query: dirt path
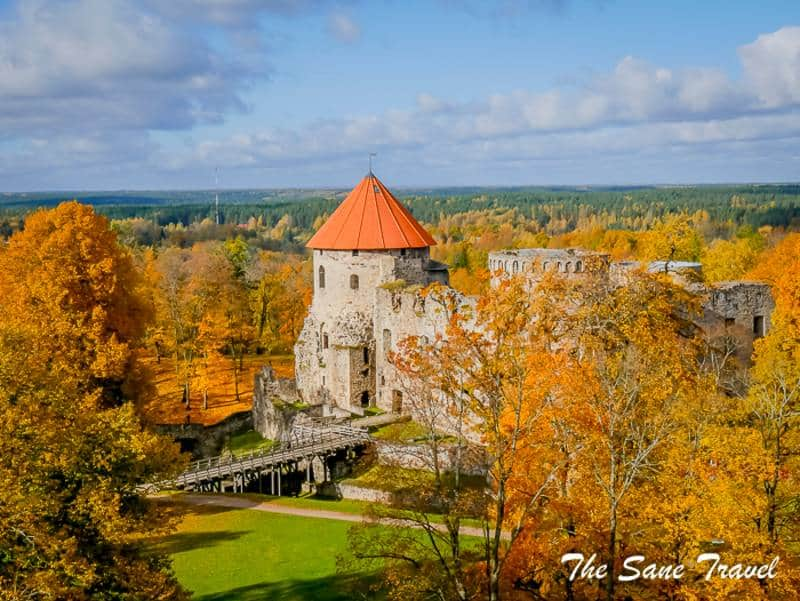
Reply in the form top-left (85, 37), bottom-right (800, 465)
top-left (171, 493), bottom-right (489, 538)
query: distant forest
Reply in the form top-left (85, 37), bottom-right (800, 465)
top-left (3, 184), bottom-right (800, 234)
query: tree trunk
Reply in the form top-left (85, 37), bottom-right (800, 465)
top-left (488, 479), bottom-right (506, 601)
top-left (564, 516), bottom-right (576, 601)
top-left (606, 509), bottom-right (617, 601)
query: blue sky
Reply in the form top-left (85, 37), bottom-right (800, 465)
top-left (1, 0), bottom-right (799, 190)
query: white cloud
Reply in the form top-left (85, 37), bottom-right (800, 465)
top-left (327, 12), bottom-right (361, 43)
top-left (739, 26), bottom-right (800, 107)
top-left (0, 0), bottom-right (251, 138)
top-left (172, 27), bottom-right (800, 181)
top-left (2, 7), bottom-right (800, 189)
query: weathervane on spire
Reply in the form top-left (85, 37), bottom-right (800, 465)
top-left (369, 152), bottom-right (377, 175)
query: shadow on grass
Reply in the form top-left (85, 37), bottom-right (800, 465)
top-left (152, 496), bottom-right (261, 516)
top-left (194, 572), bottom-right (377, 601)
top-left (158, 529), bottom-right (252, 555)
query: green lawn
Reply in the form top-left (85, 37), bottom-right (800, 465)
top-left (369, 420), bottom-right (428, 442)
top-left (223, 431), bottom-right (274, 457)
top-left (156, 502), bottom-right (369, 600)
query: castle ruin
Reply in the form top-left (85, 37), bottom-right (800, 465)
top-left (293, 174), bottom-right (774, 417)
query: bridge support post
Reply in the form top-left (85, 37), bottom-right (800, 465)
top-left (277, 464), bottom-right (281, 497)
top-left (258, 469), bottom-right (262, 494)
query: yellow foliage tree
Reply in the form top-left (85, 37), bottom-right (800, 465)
top-left (637, 215), bottom-right (704, 263)
top-left (0, 202), bottom-right (186, 599)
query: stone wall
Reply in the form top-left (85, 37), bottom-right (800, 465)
top-left (373, 285), bottom-right (472, 414)
top-left (311, 249), bottom-right (387, 315)
top-left (316, 480), bottom-right (394, 503)
top-left (488, 248), bottom-right (606, 286)
top-left (295, 242), bottom-right (776, 421)
top-left (375, 440), bottom-right (488, 476)
top-left (699, 280), bottom-right (774, 364)
top-left (154, 410), bottom-right (253, 459)
top-left (295, 246), bottom-right (452, 414)
top-left (252, 366), bottom-right (304, 442)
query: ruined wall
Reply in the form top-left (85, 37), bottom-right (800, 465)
top-left (488, 248), bottom-right (607, 287)
top-left (296, 242), bottom-right (775, 421)
top-left (373, 286), bottom-right (473, 414)
top-left (382, 247), bottom-right (450, 286)
top-left (252, 366), bottom-right (303, 441)
top-left (699, 281), bottom-right (774, 364)
top-left (155, 411), bottom-right (253, 459)
top-left (375, 441), bottom-right (488, 476)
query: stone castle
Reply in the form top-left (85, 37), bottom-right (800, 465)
top-left (294, 174), bottom-right (774, 417)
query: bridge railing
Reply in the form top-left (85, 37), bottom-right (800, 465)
top-left (179, 423), bottom-right (370, 479)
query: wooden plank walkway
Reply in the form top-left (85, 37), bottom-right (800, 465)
top-left (164, 423), bottom-right (370, 491)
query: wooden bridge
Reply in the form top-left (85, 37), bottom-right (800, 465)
top-left (154, 423), bottom-right (371, 495)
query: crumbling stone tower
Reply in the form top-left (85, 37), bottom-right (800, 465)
top-left (295, 172), bottom-right (448, 415)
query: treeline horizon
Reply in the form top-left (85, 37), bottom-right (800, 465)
top-left (2, 183), bottom-right (800, 232)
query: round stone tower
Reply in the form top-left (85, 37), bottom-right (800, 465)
top-left (294, 171), bottom-right (445, 414)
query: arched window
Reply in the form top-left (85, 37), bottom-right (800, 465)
top-left (575, 260), bottom-right (582, 273)
top-left (363, 347), bottom-right (369, 364)
top-left (350, 274), bottom-right (359, 290)
top-left (323, 333), bottom-right (329, 349)
top-left (557, 262), bottom-right (562, 272)
top-left (318, 265), bottom-right (325, 289)
top-left (542, 261), bottom-right (549, 271)
top-left (512, 261), bottom-right (518, 273)
top-left (565, 262), bottom-right (572, 273)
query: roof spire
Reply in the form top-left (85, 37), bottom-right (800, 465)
top-left (368, 152), bottom-right (377, 176)
top-left (306, 172), bottom-right (436, 250)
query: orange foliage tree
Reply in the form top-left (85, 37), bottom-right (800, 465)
top-left (0, 201), bottom-right (151, 404)
top-left (0, 202), bottom-right (185, 599)
top-left (347, 257), bottom-right (800, 600)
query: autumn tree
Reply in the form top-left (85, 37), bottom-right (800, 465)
top-left (250, 251), bottom-right (312, 353)
top-left (701, 226), bottom-right (765, 283)
top-left (347, 275), bottom-right (580, 601)
top-left (0, 201), bottom-right (152, 403)
top-left (154, 246), bottom-right (202, 405)
top-left (217, 238), bottom-right (256, 400)
top-left (0, 202), bottom-right (186, 599)
top-left (559, 267), bottom-right (706, 601)
top-left (637, 215), bottom-right (704, 264)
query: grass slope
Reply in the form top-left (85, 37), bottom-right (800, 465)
top-left (224, 431), bottom-right (274, 457)
top-left (157, 502), bottom-right (367, 601)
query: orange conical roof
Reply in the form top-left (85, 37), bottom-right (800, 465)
top-left (306, 173), bottom-right (436, 250)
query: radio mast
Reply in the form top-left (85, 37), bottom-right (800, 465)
top-left (214, 167), bottom-right (220, 225)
